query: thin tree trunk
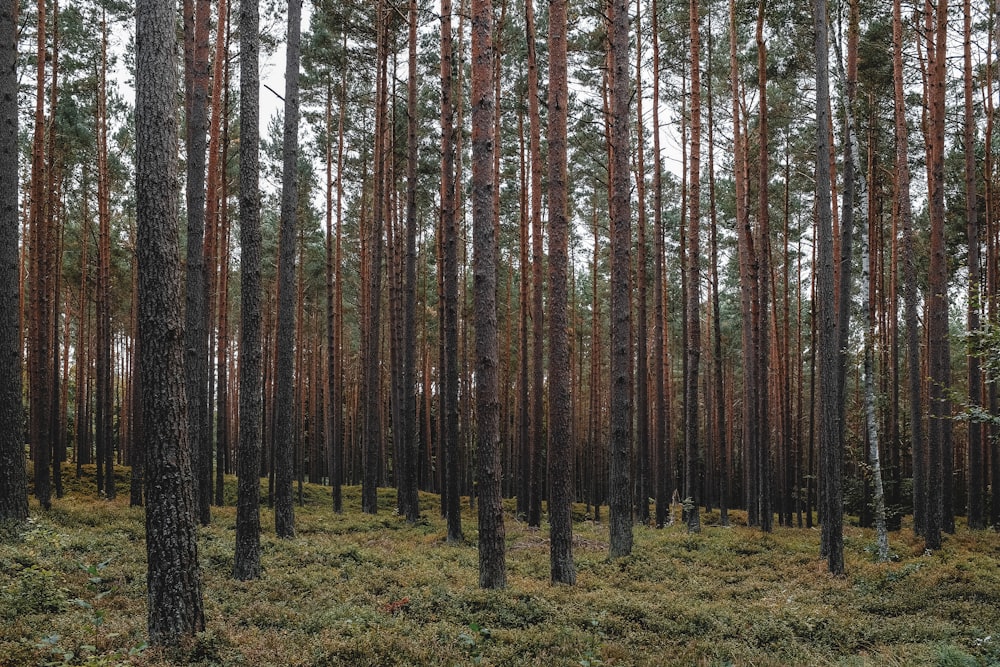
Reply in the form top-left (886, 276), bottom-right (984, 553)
top-left (814, 0), bottom-right (844, 575)
top-left (273, 0), bottom-right (301, 538)
top-left (652, 0), bottom-right (670, 529)
top-left (547, 0), bottom-right (576, 584)
top-left (400, 0), bottom-right (420, 523)
top-left (440, 0), bottom-right (462, 540)
top-left (608, 0), bottom-right (633, 559)
top-left (963, 0), bottom-right (984, 531)
top-left (634, 0), bottom-right (650, 527)
top-left (184, 0), bottom-right (211, 524)
top-left (685, 0), bottom-right (702, 534)
top-left (525, 0), bottom-right (544, 529)
top-left (892, 0), bottom-right (923, 539)
top-left (925, 0), bottom-right (950, 550)
top-left (706, 7), bottom-right (727, 527)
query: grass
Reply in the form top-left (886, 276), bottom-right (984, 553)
top-left (2, 466), bottom-right (999, 666)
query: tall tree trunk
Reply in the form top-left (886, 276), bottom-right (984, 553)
top-left (925, 0), bottom-right (950, 550)
top-left (184, 0), bottom-right (211, 525)
top-left (525, 0), bottom-right (544, 529)
top-left (755, 0), bottom-right (772, 532)
top-left (633, 0), bottom-right (650, 527)
top-left (963, 0), bottom-right (984, 531)
top-left (814, 0), bottom-right (844, 575)
top-left (28, 0), bottom-right (51, 510)
top-left (136, 0), bottom-right (205, 640)
top-left (205, 0), bottom-right (230, 506)
top-left (547, 0), bottom-right (576, 584)
top-left (400, 0), bottom-right (420, 524)
top-left (233, 0), bottom-right (263, 580)
top-left (472, 0), bottom-right (505, 588)
top-left (517, 108), bottom-right (530, 520)
top-left (685, 0), bottom-right (702, 534)
top-left (440, 0), bottom-right (462, 540)
top-left (273, 0), bottom-right (301, 538)
top-left (96, 6), bottom-right (114, 501)
top-left (651, 0), bottom-right (671, 529)
top-left (892, 0), bottom-right (923, 539)
top-left (0, 0), bottom-right (26, 523)
top-left (706, 7), bottom-right (727, 527)
top-left (608, 0), bottom-right (633, 559)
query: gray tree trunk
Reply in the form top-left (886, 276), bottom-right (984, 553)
top-left (136, 0), bottom-right (205, 640)
top-left (0, 0), bottom-right (26, 524)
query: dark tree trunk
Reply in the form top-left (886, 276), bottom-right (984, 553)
top-left (755, 0), bottom-right (772, 533)
top-left (28, 0), bottom-right (51, 511)
top-left (963, 0), bottom-right (984, 531)
top-left (892, 0), bottom-right (923, 539)
top-left (525, 0), bottom-right (544, 529)
top-left (136, 0), bottom-right (205, 640)
top-left (608, 0), bottom-right (633, 559)
top-left (184, 0), bottom-right (211, 525)
top-left (547, 0), bottom-right (576, 584)
top-left (633, 0), bottom-right (650, 527)
top-left (233, 0), bottom-right (263, 580)
top-left (705, 11), bottom-right (727, 527)
top-left (440, 0), bottom-right (462, 540)
top-left (685, 0), bottom-right (702, 534)
top-left (651, 0), bottom-right (670, 530)
top-left (471, 0), bottom-right (505, 589)
top-left (814, 0), bottom-right (844, 575)
top-left (925, 0), bottom-right (950, 549)
top-left (362, 2), bottom-right (387, 517)
top-left (0, 0), bottom-right (25, 523)
top-left (273, 0), bottom-right (302, 538)
top-left (399, 0), bottom-right (420, 524)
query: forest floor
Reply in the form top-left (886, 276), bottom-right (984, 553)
top-left (2, 467), bottom-right (999, 666)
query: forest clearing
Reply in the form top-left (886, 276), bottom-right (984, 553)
top-left (2, 468), bottom-right (999, 666)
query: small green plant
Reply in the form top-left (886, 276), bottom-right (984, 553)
top-left (457, 622), bottom-right (492, 664)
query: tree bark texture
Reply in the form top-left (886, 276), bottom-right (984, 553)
top-left (136, 0), bottom-right (205, 640)
top-left (547, 0), bottom-right (576, 584)
top-left (0, 0), bottom-right (25, 523)
top-left (234, 0), bottom-right (263, 580)
top-left (608, 0), bottom-right (633, 559)
top-left (273, 0), bottom-right (302, 539)
top-left (184, 0), bottom-right (211, 525)
top-left (471, 0), bottom-right (506, 589)
top-left (814, 0), bottom-right (844, 575)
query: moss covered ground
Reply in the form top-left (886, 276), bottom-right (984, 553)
top-left (2, 466), bottom-right (998, 666)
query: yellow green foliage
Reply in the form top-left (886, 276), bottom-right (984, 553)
top-left (1, 466), bottom-right (998, 666)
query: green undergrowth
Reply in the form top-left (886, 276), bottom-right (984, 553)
top-left (2, 466), bottom-right (999, 666)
